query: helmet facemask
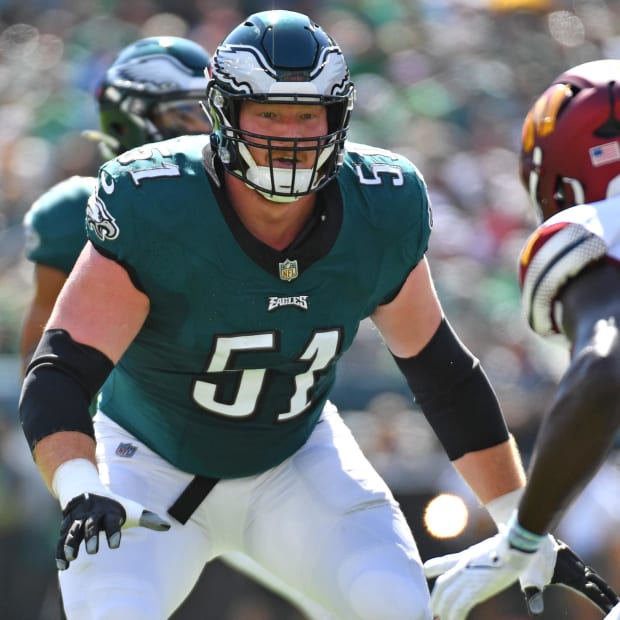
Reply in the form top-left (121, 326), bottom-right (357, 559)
top-left (208, 86), bottom-right (353, 202)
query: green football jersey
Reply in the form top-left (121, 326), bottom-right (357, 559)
top-left (86, 136), bottom-right (432, 478)
top-left (23, 175), bottom-right (96, 274)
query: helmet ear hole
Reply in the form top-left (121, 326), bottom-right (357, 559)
top-left (552, 177), bottom-right (567, 210)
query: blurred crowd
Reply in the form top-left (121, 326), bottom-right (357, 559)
top-left (1, 0), bottom-right (620, 618)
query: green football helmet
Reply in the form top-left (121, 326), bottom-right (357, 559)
top-left (94, 36), bottom-right (212, 157)
top-left (206, 10), bottom-right (355, 202)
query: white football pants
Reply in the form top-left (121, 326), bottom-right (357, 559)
top-left (59, 406), bottom-right (431, 620)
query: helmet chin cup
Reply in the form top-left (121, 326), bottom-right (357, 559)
top-left (237, 141), bottom-right (336, 202)
top-left (245, 166), bottom-right (313, 203)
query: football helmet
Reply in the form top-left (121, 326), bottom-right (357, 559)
top-left (95, 36), bottom-right (212, 157)
top-left (205, 10), bottom-right (355, 202)
top-left (520, 59), bottom-right (620, 221)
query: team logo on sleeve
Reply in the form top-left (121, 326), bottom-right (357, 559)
top-left (278, 258), bottom-right (299, 282)
top-left (86, 194), bottom-right (120, 241)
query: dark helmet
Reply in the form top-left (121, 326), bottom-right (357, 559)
top-left (520, 59), bottom-right (620, 220)
top-left (94, 36), bottom-right (212, 157)
top-left (205, 10), bottom-right (355, 202)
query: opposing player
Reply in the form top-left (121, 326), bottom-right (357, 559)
top-left (18, 11), bottom-right (599, 619)
top-left (424, 59), bottom-right (620, 620)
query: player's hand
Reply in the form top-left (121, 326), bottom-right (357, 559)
top-left (424, 528), bottom-right (534, 620)
top-left (522, 538), bottom-right (620, 615)
top-left (56, 492), bottom-right (170, 570)
top-left (424, 529), bottom-right (620, 620)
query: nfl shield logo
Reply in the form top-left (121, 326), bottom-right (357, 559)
top-left (279, 258), bottom-right (299, 282)
top-left (115, 442), bottom-right (137, 457)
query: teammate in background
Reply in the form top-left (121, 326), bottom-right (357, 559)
top-left (18, 11), bottom-right (602, 620)
top-left (20, 33), bottom-right (334, 620)
top-left (21, 35), bottom-right (213, 376)
top-left (423, 59), bottom-right (620, 620)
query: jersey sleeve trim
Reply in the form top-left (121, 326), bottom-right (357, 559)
top-left (91, 243), bottom-right (146, 294)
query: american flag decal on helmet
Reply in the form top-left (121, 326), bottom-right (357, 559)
top-left (589, 141), bottom-right (620, 167)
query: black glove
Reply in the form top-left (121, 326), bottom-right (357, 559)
top-left (522, 540), bottom-right (620, 616)
top-left (57, 493), bottom-right (125, 570)
top-left (56, 492), bottom-right (170, 570)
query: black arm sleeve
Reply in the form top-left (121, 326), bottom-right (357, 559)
top-left (392, 318), bottom-right (509, 460)
top-left (19, 329), bottom-right (114, 452)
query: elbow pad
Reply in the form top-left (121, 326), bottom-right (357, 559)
top-left (392, 318), bottom-right (508, 460)
top-left (19, 329), bottom-right (114, 452)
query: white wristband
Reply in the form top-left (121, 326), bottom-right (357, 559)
top-left (485, 487), bottom-right (524, 528)
top-left (51, 458), bottom-right (108, 510)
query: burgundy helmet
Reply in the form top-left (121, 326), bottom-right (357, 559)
top-left (519, 59), bottom-right (620, 220)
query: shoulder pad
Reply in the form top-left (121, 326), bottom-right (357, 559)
top-left (519, 221), bottom-right (607, 336)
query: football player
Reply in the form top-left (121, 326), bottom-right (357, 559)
top-left (21, 35), bottom-right (213, 375)
top-left (18, 11), bottom-right (599, 619)
top-left (423, 59), bottom-right (620, 620)
top-left (21, 33), bottom-right (338, 620)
